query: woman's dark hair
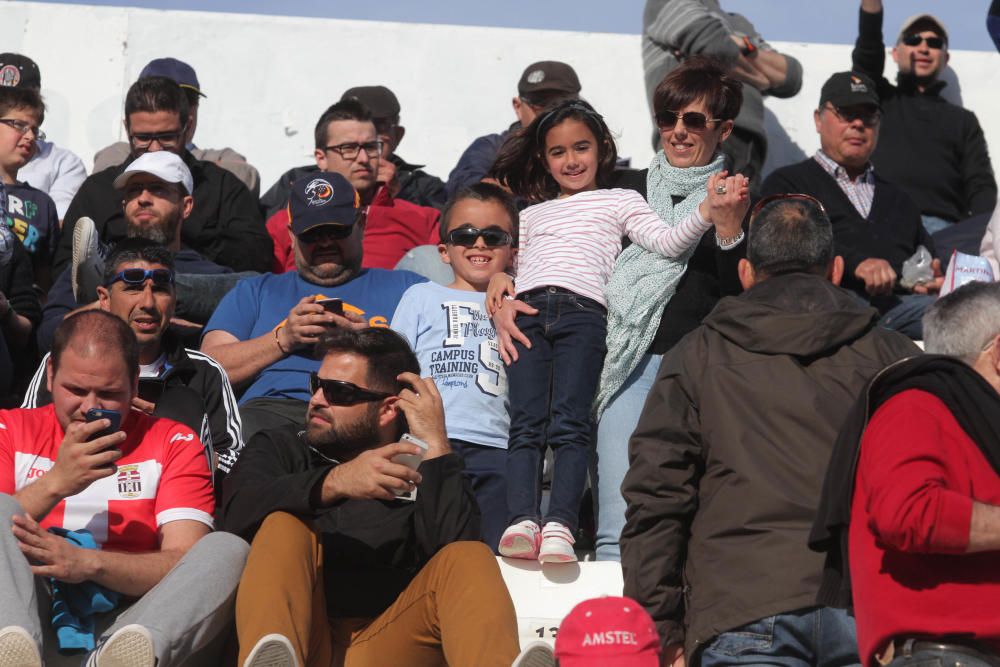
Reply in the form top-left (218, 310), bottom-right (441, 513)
top-left (124, 76), bottom-right (190, 129)
top-left (652, 56), bottom-right (743, 124)
top-left (438, 183), bottom-right (519, 245)
top-left (491, 99), bottom-right (618, 203)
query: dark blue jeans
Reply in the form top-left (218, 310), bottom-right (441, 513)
top-left (505, 287), bottom-right (607, 532)
top-left (450, 439), bottom-right (507, 553)
top-left (699, 607), bottom-right (860, 667)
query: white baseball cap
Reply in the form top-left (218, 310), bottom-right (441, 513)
top-left (113, 151), bottom-right (194, 195)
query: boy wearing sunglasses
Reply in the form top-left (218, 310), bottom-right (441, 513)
top-left (854, 0), bottom-right (995, 234)
top-left (390, 183), bottom-right (516, 551)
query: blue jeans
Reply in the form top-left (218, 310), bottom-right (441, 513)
top-left (880, 294), bottom-right (936, 340)
top-left (505, 287), bottom-right (607, 532)
top-left (699, 607), bottom-right (860, 667)
top-left (593, 353), bottom-right (663, 561)
top-left (450, 439), bottom-right (507, 553)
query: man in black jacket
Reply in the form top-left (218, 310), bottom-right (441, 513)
top-left (222, 327), bottom-right (520, 667)
top-left (54, 76), bottom-right (270, 274)
top-left (853, 0), bottom-right (996, 242)
top-left (762, 70), bottom-right (942, 340)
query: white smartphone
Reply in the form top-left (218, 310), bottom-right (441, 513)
top-left (392, 433), bottom-right (429, 501)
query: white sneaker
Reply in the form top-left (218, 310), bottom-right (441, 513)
top-left (0, 626), bottom-right (40, 667)
top-left (498, 519), bottom-right (541, 559)
top-left (92, 624), bottom-right (155, 667)
top-left (71, 216), bottom-right (107, 303)
top-left (511, 640), bottom-right (555, 667)
top-left (538, 521), bottom-right (577, 563)
top-left (244, 633), bottom-right (299, 667)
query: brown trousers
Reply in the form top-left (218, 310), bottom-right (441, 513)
top-left (235, 512), bottom-right (521, 667)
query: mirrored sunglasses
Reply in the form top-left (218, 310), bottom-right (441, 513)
top-left (106, 268), bottom-right (175, 287)
top-left (655, 110), bottom-right (722, 131)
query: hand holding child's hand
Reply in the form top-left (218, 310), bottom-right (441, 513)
top-left (701, 171), bottom-right (750, 238)
top-left (486, 274), bottom-right (516, 316)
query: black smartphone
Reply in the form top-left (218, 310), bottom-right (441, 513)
top-left (317, 298), bottom-right (344, 316)
top-left (137, 378), bottom-right (165, 404)
top-left (85, 408), bottom-right (121, 441)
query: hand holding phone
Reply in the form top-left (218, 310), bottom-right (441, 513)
top-left (391, 433), bottom-right (428, 500)
top-left (85, 408), bottom-right (121, 442)
top-left (316, 298), bottom-right (344, 317)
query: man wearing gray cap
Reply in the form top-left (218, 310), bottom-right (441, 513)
top-left (445, 60), bottom-right (581, 198)
top-left (854, 0), bottom-right (996, 244)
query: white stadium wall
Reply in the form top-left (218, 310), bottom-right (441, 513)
top-left (3, 1), bottom-right (1000, 190)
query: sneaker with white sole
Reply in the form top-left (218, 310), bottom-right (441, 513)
top-left (91, 624), bottom-right (155, 667)
top-left (498, 519), bottom-right (541, 559)
top-left (244, 633), bottom-right (299, 667)
top-left (0, 626), bottom-right (41, 667)
top-left (71, 216), bottom-right (108, 304)
top-left (538, 521), bottom-right (577, 563)
top-left (511, 640), bottom-right (555, 667)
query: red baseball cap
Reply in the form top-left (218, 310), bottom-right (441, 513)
top-left (555, 596), bottom-right (660, 667)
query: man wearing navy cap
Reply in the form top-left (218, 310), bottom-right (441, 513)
top-left (93, 57), bottom-right (260, 196)
top-left (202, 172), bottom-right (426, 440)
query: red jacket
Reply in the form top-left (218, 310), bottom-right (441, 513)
top-left (266, 187), bottom-right (439, 273)
top-left (850, 389), bottom-right (1000, 665)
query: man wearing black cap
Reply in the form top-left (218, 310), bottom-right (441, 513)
top-left (853, 1), bottom-right (995, 242)
top-left (92, 57), bottom-right (261, 197)
top-left (761, 71), bottom-right (941, 340)
top-left (445, 60), bottom-right (581, 198)
top-left (202, 172), bottom-right (426, 440)
top-left (0, 53), bottom-right (88, 224)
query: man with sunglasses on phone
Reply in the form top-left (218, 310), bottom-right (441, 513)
top-left (853, 0), bottom-right (996, 245)
top-left (53, 76), bottom-right (270, 275)
top-left (222, 326), bottom-right (521, 667)
top-left (621, 197), bottom-right (917, 667)
top-left (202, 172), bottom-right (425, 442)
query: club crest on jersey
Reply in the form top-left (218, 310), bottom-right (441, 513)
top-left (117, 464), bottom-right (142, 498)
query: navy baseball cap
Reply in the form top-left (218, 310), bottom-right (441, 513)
top-left (819, 71), bottom-right (880, 109)
top-left (139, 58), bottom-right (205, 97)
top-left (0, 53), bottom-right (41, 90)
top-left (288, 172), bottom-right (362, 237)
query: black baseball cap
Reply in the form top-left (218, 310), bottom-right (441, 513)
top-left (819, 71), bottom-right (880, 109)
top-left (288, 172), bottom-right (362, 237)
top-left (0, 53), bottom-right (41, 90)
top-left (341, 86), bottom-right (400, 119)
top-left (140, 58), bottom-right (206, 98)
top-left (517, 61), bottom-right (581, 101)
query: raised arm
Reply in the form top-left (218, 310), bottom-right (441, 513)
top-left (853, 0), bottom-right (887, 81)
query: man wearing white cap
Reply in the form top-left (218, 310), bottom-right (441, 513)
top-left (854, 0), bottom-right (996, 245)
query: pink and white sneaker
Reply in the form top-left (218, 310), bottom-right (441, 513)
top-left (538, 521), bottom-right (577, 563)
top-left (498, 519), bottom-right (541, 559)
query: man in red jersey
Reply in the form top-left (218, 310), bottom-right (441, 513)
top-left (0, 310), bottom-right (247, 667)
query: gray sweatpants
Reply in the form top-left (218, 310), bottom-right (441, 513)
top-left (0, 493), bottom-right (248, 666)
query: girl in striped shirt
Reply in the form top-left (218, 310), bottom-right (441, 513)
top-left (486, 99), bottom-right (748, 563)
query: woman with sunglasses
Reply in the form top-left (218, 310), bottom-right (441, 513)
top-left (591, 57), bottom-right (751, 562)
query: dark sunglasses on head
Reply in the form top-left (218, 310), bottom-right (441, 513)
top-left (106, 268), bottom-right (175, 288)
top-left (655, 110), bottom-right (722, 132)
top-left (901, 33), bottom-right (944, 49)
top-left (298, 224), bottom-right (354, 244)
top-left (749, 193), bottom-right (827, 225)
top-left (309, 372), bottom-right (393, 406)
top-left (445, 226), bottom-right (513, 248)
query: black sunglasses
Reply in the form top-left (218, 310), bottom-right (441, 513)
top-left (655, 110), bottom-right (722, 132)
top-left (826, 104), bottom-right (881, 127)
top-left (106, 268), bottom-right (175, 287)
top-left (309, 372), bottom-right (392, 406)
top-left (901, 34), bottom-right (945, 49)
top-left (298, 225), bottom-right (354, 244)
top-left (445, 226), bottom-right (513, 248)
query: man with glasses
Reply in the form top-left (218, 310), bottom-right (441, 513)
top-left (621, 196), bottom-right (917, 667)
top-left (262, 99), bottom-right (442, 277)
top-left (761, 71), bottom-right (940, 340)
top-left (202, 172), bottom-right (425, 441)
top-left (853, 0), bottom-right (995, 244)
top-left (24, 237), bottom-right (244, 487)
top-left (54, 76), bottom-right (270, 275)
top-left (222, 326), bottom-right (521, 667)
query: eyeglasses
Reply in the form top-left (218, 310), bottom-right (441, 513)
top-left (324, 141), bottom-right (384, 161)
top-left (901, 33), bottom-right (945, 49)
top-left (309, 372), bottom-right (392, 406)
top-left (129, 128), bottom-right (186, 150)
top-left (655, 111), bottom-right (722, 132)
top-left (0, 118), bottom-right (45, 141)
top-left (825, 104), bottom-right (881, 127)
top-left (749, 193), bottom-right (827, 225)
top-left (445, 226), bottom-right (513, 248)
top-left (106, 268), bottom-right (175, 288)
top-left (297, 224), bottom-right (354, 244)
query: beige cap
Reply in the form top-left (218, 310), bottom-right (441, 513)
top-left (897, 13), bottom-right (949, 45)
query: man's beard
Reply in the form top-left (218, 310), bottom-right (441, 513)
top-left (127, 215), bottom-right (180, 246)
top-left (303, 404), bottom-right (381, 460)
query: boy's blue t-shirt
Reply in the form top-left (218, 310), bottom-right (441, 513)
top-left (390, 282), bottom-right (509, 449)
top-left (205, 268), bottom-right (425, 404)
top-left (4, 181), bottom-right (59, 264)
